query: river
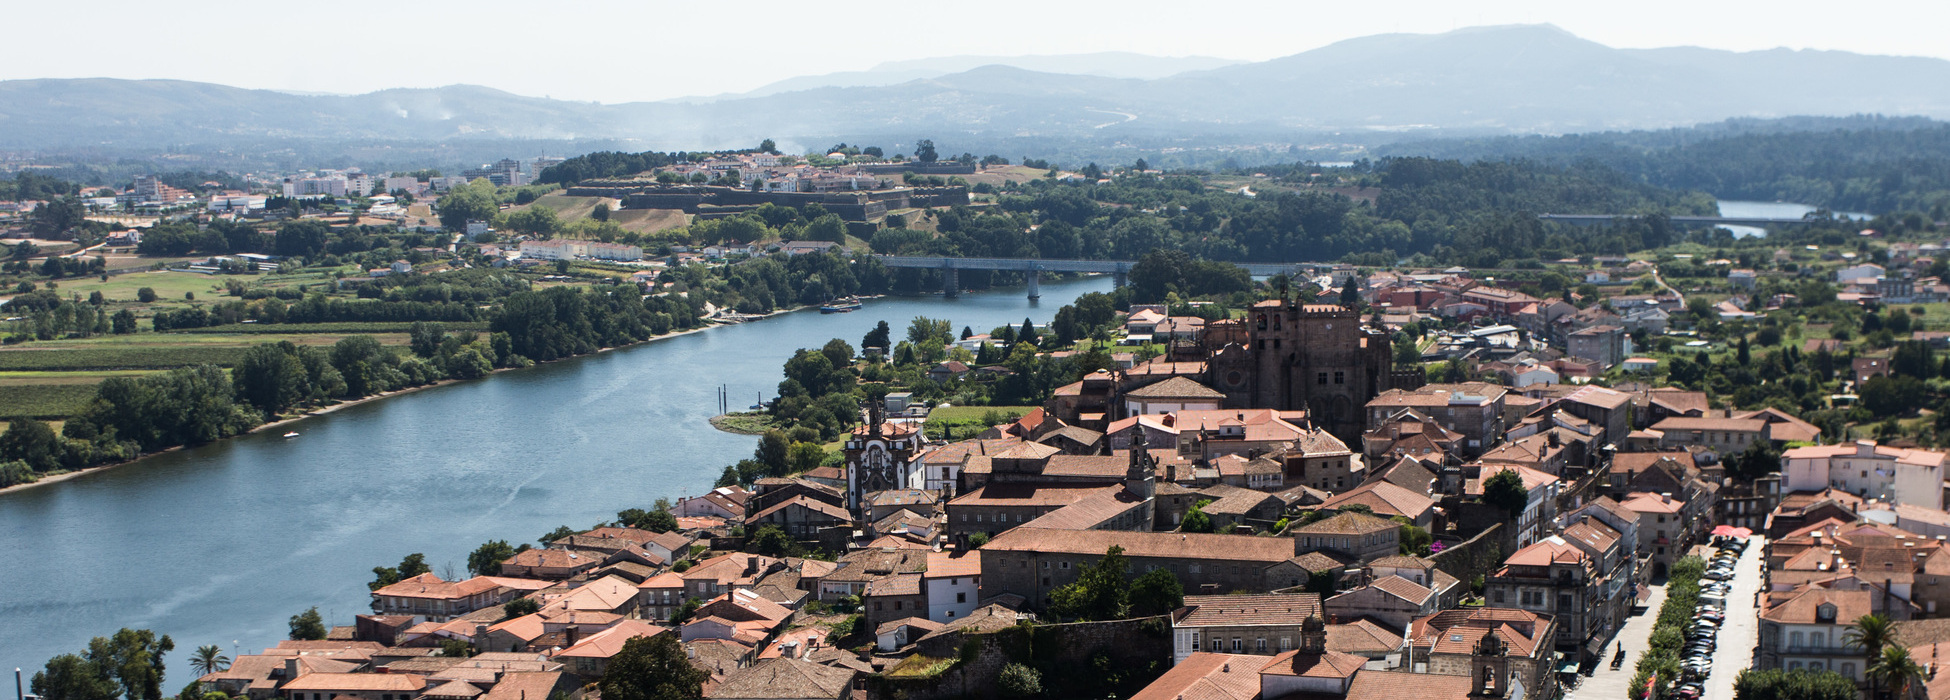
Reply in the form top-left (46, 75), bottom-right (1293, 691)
top-left (1715, 199), bottom-right (1872, 239)
top-left (0, 275), bottom-right (1113, 676)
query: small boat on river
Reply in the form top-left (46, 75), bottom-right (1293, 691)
top-left (819, 297), bottom-right (862, 313)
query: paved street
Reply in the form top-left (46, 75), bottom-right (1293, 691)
top-left (1705, 536), bottom-right (1766, 700)
top-left (1563, 536), bottom-right (1766, 700)
top-left (1569, 583), bottom-right (1667, 700)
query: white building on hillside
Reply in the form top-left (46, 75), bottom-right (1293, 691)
top-left (1782, 441), bottom-right (1948, 509)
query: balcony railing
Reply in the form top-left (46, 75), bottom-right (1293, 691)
top-left (1781, 645), bottom-right (1862, 656)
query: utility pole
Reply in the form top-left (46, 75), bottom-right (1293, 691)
top-left (17, 667), bottom-right (25, 700)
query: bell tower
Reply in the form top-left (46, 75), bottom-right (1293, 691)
top-left (1470, 630), bottom-right (1510, 698)
top-left (844, 400), bottom-right (918, 516)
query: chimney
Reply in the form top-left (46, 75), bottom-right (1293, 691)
top-left (284, 657), bottom-right (300, 680)
top-left (1662, 492), bottom-right (1673, 504)
top-left (781, 641), bottom-right (799, 659)
top-left (565, 625), bottom-right (580, 647)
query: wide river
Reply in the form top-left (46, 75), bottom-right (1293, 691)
top-left (0, 275), bottom-right (1113, 676)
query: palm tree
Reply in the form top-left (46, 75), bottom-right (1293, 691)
top-left (1848, 614), bottom-right (1896, 699)
top-left (1871, 645), bottom-right (1927, 700)
top-left (191, 644), bottom-right (230, 676)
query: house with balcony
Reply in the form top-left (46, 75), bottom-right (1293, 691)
top-left (1484, 536), bottom-right (1608, 662)
top-left (1758, 584), bottom-right (1917, 682)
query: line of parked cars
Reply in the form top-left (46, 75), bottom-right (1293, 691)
top-left (1672, 537), bottom-right (1747, 700)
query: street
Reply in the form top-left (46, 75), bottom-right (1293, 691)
top-left (1570, 583), bottom-right (1667, 700)
top-left (1704, 536), bottom-right (1766, 700)
top-left (1562, 535), bottom-right (1765, 700)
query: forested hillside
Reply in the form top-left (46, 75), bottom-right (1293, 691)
top-left (1382, 116), bottom-right (1950, 214)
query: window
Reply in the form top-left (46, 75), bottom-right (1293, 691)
top-left (1811, 632), bottom-right (1825, 647)
top-left (1256, 638), bottom-right (1267, 652)
top-left (1209, 640), bottom-right (1220, 652)
top-left (1790, 631), bottom-right (1804, 648)
top-left (1558, 593), bottom-right (1572, 609)
top-left (1192, 632), bottom-right (1200, 649)
top-left (1318, 373), bottom-right (1329, 385)
top-left (1842, 663), bottom-right (1856, 679)
top-left (1232, 638), bottom-right (1243, 652)
top-left (1494, 589), bottom-right (1505, 603)
top-left (1334, 371), bottom-right (1345, 385)
top-left (1790, 661), bottom-right (1803, 670)
top-left (1061, 561), bottom-right (1070, 570)
top-left (1280, 637), bottom-right (1292, 651)
top-left (1274, 339), bottom-right (1281, 349)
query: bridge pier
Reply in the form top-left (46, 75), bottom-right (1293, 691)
top-left (941, 264), bottom-right (959, 298)
top-left (1112, 264), bottom-right (1128, 290)
top-left (1026, 269), bottom-right (1040, 300)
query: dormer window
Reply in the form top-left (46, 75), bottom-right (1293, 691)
top-left (1816, 603), bottom-right (1838, 623)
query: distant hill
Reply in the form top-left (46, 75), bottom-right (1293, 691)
top-left (5, 25), bottom-right (1950, 150)
top-left (693, 51), bottom-right (1242, 101)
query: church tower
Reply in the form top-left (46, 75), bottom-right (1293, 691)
top-left (844, 401), bottom-right (918, 516)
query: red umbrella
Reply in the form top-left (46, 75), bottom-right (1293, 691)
top-left (1712, 525), bottom-right (1740, 537)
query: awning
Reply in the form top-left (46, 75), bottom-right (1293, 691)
top-left (1636, 584), bottom-right (1652, 602)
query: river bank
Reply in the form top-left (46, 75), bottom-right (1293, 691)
top-left (0, 274), bottom-right (1114, 676)
top-left (0, 311), bottom-right (777, 497)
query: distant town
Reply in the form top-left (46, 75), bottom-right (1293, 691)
top-left (6, 128), bottom-right (1950, 700)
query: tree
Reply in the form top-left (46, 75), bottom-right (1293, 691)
top-left (438, 639), bottom-right (473, 658)
top-left (863, 320), bottom-right (891, 350)
top-left (758, 138), bottom-right (778, 155)
top-left (112, 309), bottom-right (137, 334)
top-left (995, 663), bottom-right (1044, 697)
top-left (1180, 500), bottom-right (1215, 533)
top-left (190, 645), bottom-right (230, 676)
top-left (288, 607), bottom-right (327, 640)
top-left (1847, 613), bottom-right (1896, 699)
top-left (0, 416), bottom-right (62, 471)
top-left (539, 525), bottom-right (577, 546)
top-left (1732, 668), bottom-right (1856, 700)
top-left (598, 633), bottom-right (711, 700)
top-left (592, 202), bottom-right (611, 222)
top-left (1871, 645), bottom-right (1926, 700)
top-left (1048, 545), bottom-right (1130, 621)
top-left (467, 540), bottom-right (517, 577)
top-left (502, 597), bottom-right (540, 620)
top-left (619, 508), bottom-right (679, 533)
top-left (1128, 568), bottom-right (1184, 617)
top-left (1481, 469), bottom-right (1529, 518)
top-left (436, 180), bottom-right (499, 232)
top-left (137, 287), bottom-right (158, 303)
top-left (914, 139), bottom-right (938, 164)
top-left (1016, 317), bottom-right (1039, 347)
top-left (747, 524), bottom-right (796, 558)
top-left (273, 219), bottom-right (330, 258)
top-left (1340, 275), bottom-right (1360, 306)
top-left (31, 654), bottom-right (119, 700)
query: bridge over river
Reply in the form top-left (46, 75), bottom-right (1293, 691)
top-left (874, 255), bottom-right (1316, 298)
top-left (1538, 214), bottom-right (1820, 228)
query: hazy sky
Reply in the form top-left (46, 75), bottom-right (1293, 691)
top-left (5, 0), bottom-right (1944, 103)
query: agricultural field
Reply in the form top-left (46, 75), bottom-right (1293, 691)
top-left (0, 371), bottom-right (162, 419)
top-left (39, 270), bottom-right (232, 303)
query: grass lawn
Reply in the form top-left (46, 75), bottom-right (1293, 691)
top-left (44, 270), bottom-right (232, 303)
top-left (925, 405), bottom-right (1039, 423)
top-left (609, 208), bottom-right (688, 234)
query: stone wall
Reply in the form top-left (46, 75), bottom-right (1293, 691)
top-left (1430, 521), bottom-right (1506, 590)
top-left (875, 616), bottom-right (1171, 700)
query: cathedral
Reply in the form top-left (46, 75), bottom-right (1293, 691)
top-left (1204, 299), bottom-right (1404, 446)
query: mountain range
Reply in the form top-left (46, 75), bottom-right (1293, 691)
top-left (4, 24), bottom-right (1949, 155)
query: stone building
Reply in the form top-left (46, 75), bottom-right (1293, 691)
top-left (1169, 592), bottom-right (1323, 662)
top-left (978, 528), bottom-right (1299, 605)
top-left (1204, 301), bottom-right (1398, 446)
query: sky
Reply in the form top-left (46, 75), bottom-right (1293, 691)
top-left (4, 0), bottom-right (1945, 104)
